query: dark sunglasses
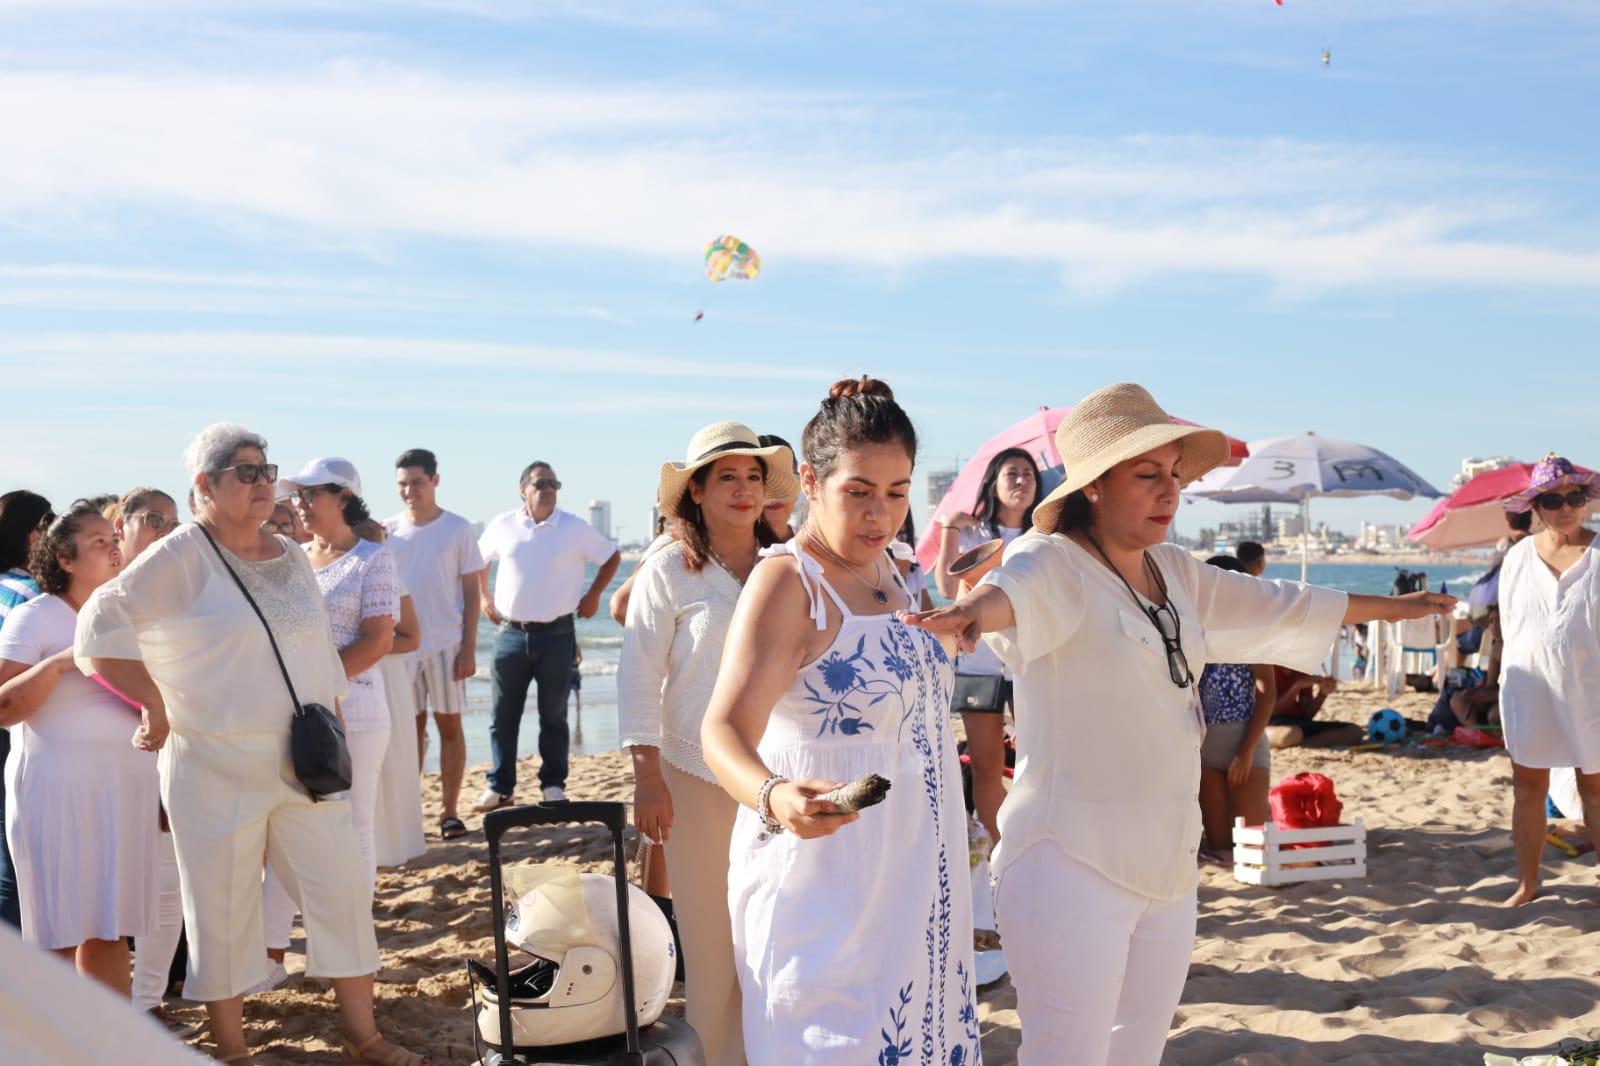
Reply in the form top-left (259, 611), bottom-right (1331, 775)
top-left (530, 478), bottom-right (562, 491)
top-left (1534, 489), bottom-right (1590, 512)
top-left (1145, 601), bottom-right (1195, 688)
top-left (127, 510), bottom-right (174, 533)
top-left (292, 484), bottom-right (341, 505)
top-left (216, 462), bottom-right (279, 485)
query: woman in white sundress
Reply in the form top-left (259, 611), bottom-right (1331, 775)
top-left (702, 376), bottom-right (979, 1066)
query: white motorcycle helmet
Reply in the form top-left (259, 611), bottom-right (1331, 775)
top-left (475, 869), bottom-right (675, 1048)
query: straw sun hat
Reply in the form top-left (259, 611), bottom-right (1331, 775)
top-left (1032, 383), bottom-right (1231, 532)
top-left (658, 421), bottom-right (800, 521)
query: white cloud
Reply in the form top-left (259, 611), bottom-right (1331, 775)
top-left (0, 64), bottom-right (1596, 298)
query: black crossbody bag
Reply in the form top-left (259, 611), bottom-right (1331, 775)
top-left (200, 526), bottom-right (352, 800)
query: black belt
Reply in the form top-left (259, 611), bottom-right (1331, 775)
top-left (505, 614), bottom-right (574, 633)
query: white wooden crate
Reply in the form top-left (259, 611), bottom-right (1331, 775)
top-left (1232, 816), bottom-right (1367, 887)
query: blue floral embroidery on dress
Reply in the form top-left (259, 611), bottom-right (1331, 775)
top-left (879, 982), bottom-right (915, 1066)
top-left (954, 962), bottom-right (980, 1066)
top-left (820, 636), bottom-right (869, 693)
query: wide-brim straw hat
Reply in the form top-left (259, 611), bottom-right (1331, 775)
top-left (658, 421), bottom-right (800, 521)
top-left (1503, 452), bottom-right (1600, 514)
top-left (1033, 382), bottom-right (1231, 532)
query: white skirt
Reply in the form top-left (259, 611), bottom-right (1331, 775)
top-left (5, 734), bottom-right (159, 948)
top-left (373, 656), bottom-right (427, 867)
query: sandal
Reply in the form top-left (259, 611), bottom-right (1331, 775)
top-left (342, 1032), bottom-right (431, 1066)
top-left (439, 816), bottom-right (467, 841)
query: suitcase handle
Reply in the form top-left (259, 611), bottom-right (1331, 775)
top-left (484, 800), bottom-right (644, 1065)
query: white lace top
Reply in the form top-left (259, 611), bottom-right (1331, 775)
top-left (309, 539), bottom-right (400, 733)
top-left (616, 540), bottom-right (741, 782)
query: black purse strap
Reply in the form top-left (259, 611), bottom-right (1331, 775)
top-left (198, 524), bottom-right (306, 718)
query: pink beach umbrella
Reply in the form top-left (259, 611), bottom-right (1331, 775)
top-left (914, 406), bottom-right (1248, 571)
top-left (1408, 461), bottom-right (1598, 550)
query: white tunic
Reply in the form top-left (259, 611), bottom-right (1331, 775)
top-left (727, 544), bottom-right (979, 1066)
top-left (310, 538), bottom-right (400, 734)
top-left (617, 540), bottom-right (741, 783)
top-left (981, 537), bottom-right (1347, 901)
top-left (0, 595), bottom-right (158, 948)
top-left (1498, 536), bottom-right (1600, 772)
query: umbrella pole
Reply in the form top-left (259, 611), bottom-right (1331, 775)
top-left (1300, 497), bottom-right (1310, 583)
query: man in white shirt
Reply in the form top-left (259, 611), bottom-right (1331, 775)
top-left (473, 461), bottom-right (619, 809)
top-left (383, 448), bottom-right (486, 840)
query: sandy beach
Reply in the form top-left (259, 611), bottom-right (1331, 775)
top-left (170, 685), bottom-right (1600, 1065)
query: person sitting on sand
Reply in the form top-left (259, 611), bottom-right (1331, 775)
top-left (1264, 667), bottom-right (1362, 748)
top-left (1236, 540), bottom-right (1266, 577)
top-left (1495, 454), bottom-right (1600, 907)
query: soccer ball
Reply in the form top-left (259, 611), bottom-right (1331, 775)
top-left (1368, 708), bottom-right (1406, 744)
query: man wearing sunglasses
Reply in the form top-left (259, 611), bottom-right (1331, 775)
top-left (473, 461), bottom-right (619, 811)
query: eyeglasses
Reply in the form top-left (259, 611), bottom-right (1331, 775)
top-left (1534, 489), bottom-right (1590, 512)
top-left (530, 479), bottom-right (561, 491)
top-left (128, 510), bottom-right (174, 533)
top-left (1144, 600), bottom-right (1195, 688)
top-left (292, 485), bottom-right (340, 505)
top-left (261, 520), bottom-right (293, 535)
top-left (215, 462), bottom-right (279, 485)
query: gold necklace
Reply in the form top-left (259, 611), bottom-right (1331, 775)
top-left (806, 530), bottom-right (890, 605)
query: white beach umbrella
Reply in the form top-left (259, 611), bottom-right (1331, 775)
top-left (1184, 432), bottom-right (1442, 581)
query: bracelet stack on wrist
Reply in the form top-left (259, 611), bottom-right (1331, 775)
top-left (755, 773), bottom-right (789, 841)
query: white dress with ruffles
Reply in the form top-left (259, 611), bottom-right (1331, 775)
top-left (727, 542), bottom-right (980, 1066)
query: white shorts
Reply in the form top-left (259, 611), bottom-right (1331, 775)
top-left (408, 645), bottom-right (467, 716)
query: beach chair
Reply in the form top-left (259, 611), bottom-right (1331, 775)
top-left (473, 801), bottom-right (705, 1066)
top-left (1385, 615), bottom-right (1448, 698)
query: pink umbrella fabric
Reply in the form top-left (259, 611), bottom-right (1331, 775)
top-left (1408, 461), bottom-right (1597, 550)
top-left (914, 406), bottom-right (1248, 571)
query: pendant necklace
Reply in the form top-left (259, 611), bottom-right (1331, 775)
top-left (706, 545), bottom-right (749, 587)
top-left (807, 530), bottom-right (890, 604)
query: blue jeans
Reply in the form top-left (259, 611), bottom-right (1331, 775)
top-left (488, 621), bottom-right (576, 797)
top-left (0, 729), bottom-right (19, 929)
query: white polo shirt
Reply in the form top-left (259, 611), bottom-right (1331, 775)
top-left (478, 508), bottom-right (616, 624)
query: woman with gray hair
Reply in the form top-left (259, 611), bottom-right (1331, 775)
top-left (74, 423), bottom-right (428, 1066)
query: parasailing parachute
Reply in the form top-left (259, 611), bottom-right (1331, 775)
top-left (703, 235), bottom-right (760, 283)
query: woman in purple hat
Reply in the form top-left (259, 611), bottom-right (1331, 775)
top-left (1498, 453), bottom-right (1600, 906)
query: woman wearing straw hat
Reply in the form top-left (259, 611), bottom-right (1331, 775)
top-left (617, 421), bottom-right (797, 1066)
top-left (1496, 453), bottom-right (1600, 907)
top-left (906, 383), bottom-right (1453, 1065)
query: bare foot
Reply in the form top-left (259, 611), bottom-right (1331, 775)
top-left (1501, 885), bottom-right (1541, 907)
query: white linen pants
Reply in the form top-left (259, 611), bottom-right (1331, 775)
top-left (996, 842), bottom-right (1197, 1066)
top-left (659, 762), bottom-right (743, 1066)
top-left (132, 829), bottom-right (185, 1011)
top-left (162, 731), bottom-right (378, 1001)
top-left (373, 655), bottom-right (426, 867)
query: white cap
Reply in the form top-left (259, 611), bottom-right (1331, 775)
top-left (277, 456), bottom-right (362, 498)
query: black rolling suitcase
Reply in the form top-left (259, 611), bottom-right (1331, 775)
top-left (474, 800), bottom-right (706, 1066)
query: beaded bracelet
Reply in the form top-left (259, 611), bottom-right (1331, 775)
top-left (755, 773), bottom-right (788, 840)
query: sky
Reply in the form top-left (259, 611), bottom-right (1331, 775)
top-left (3, 0), bottom-right (1597, 545)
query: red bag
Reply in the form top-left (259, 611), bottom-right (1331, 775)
top-left (1451, 726), bottom-right (1505, 749)
top-left (1269, 772), bottom-right (1343, 831)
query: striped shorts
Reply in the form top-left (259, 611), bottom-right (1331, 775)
top-left (408, 645), bottom-right (467, 717)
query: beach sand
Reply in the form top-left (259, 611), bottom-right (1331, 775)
top-left (168, 686), bottom-right (1600, 1065)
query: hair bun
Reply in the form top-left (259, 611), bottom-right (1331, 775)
top-left (828, 375), bottom-right (895, 402)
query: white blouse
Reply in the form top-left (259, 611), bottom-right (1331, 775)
top-left (616, 540), bottom-right (741, 783)
top-left (981, 536), bottom-right (1346, 900)
top-left (74, 525), bottom-right (348, 738)
top-left (311, 539), bottom-right (400, 733)
top-left (1497, 536), bottom-right (1600, 772)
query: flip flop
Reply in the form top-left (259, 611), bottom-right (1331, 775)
top-left (440, 816), bottom-right (468, 841)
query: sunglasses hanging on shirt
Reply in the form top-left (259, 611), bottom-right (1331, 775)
top-left (1083, 531), bottom-right (1194, 689)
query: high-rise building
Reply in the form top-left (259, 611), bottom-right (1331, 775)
top-left (1452, 455), bottom-right (1515, 489)
top-left (926, 468), bottom-right (958, 517)
top-left (588, 499), bottom-right (612, 540)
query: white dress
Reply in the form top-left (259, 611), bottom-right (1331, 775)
top-left (374, 569), bottom-right (426, 868)
top-left (727, 543), bottom-right (979, 1066)
top-left (0, 595), bottom-right (158, 948)
top-left (1498, 536), bottom-right (1600, 772)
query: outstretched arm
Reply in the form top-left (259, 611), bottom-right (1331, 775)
top-left (900, 582), bottom-right (1016, 654)
top-left (1342, 591), bottom-right (1456, 626)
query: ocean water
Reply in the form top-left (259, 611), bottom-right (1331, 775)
top-left (424, 558), bottom-right (1487, 774)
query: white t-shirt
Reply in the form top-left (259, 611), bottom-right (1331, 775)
top-left (383, 510), bottom-right (485, 658)
top-left (0, 595), bottom-right (138, 745)
top-left (310, 539), bottom-right (400, 733)
top-left (955, 523), bottom-right (1022, 677)
top-left (478, 508), bottom-right (616, 623)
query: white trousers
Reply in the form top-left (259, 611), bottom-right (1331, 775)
top-left (262, 727), bottom-right (389, 951)
top-left (995, 842), bottom-right (1197, 1066)
top-left (132, 829), bottom-right (185, 1011)
top-left (163, 731), bottom-right (378, 1001)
